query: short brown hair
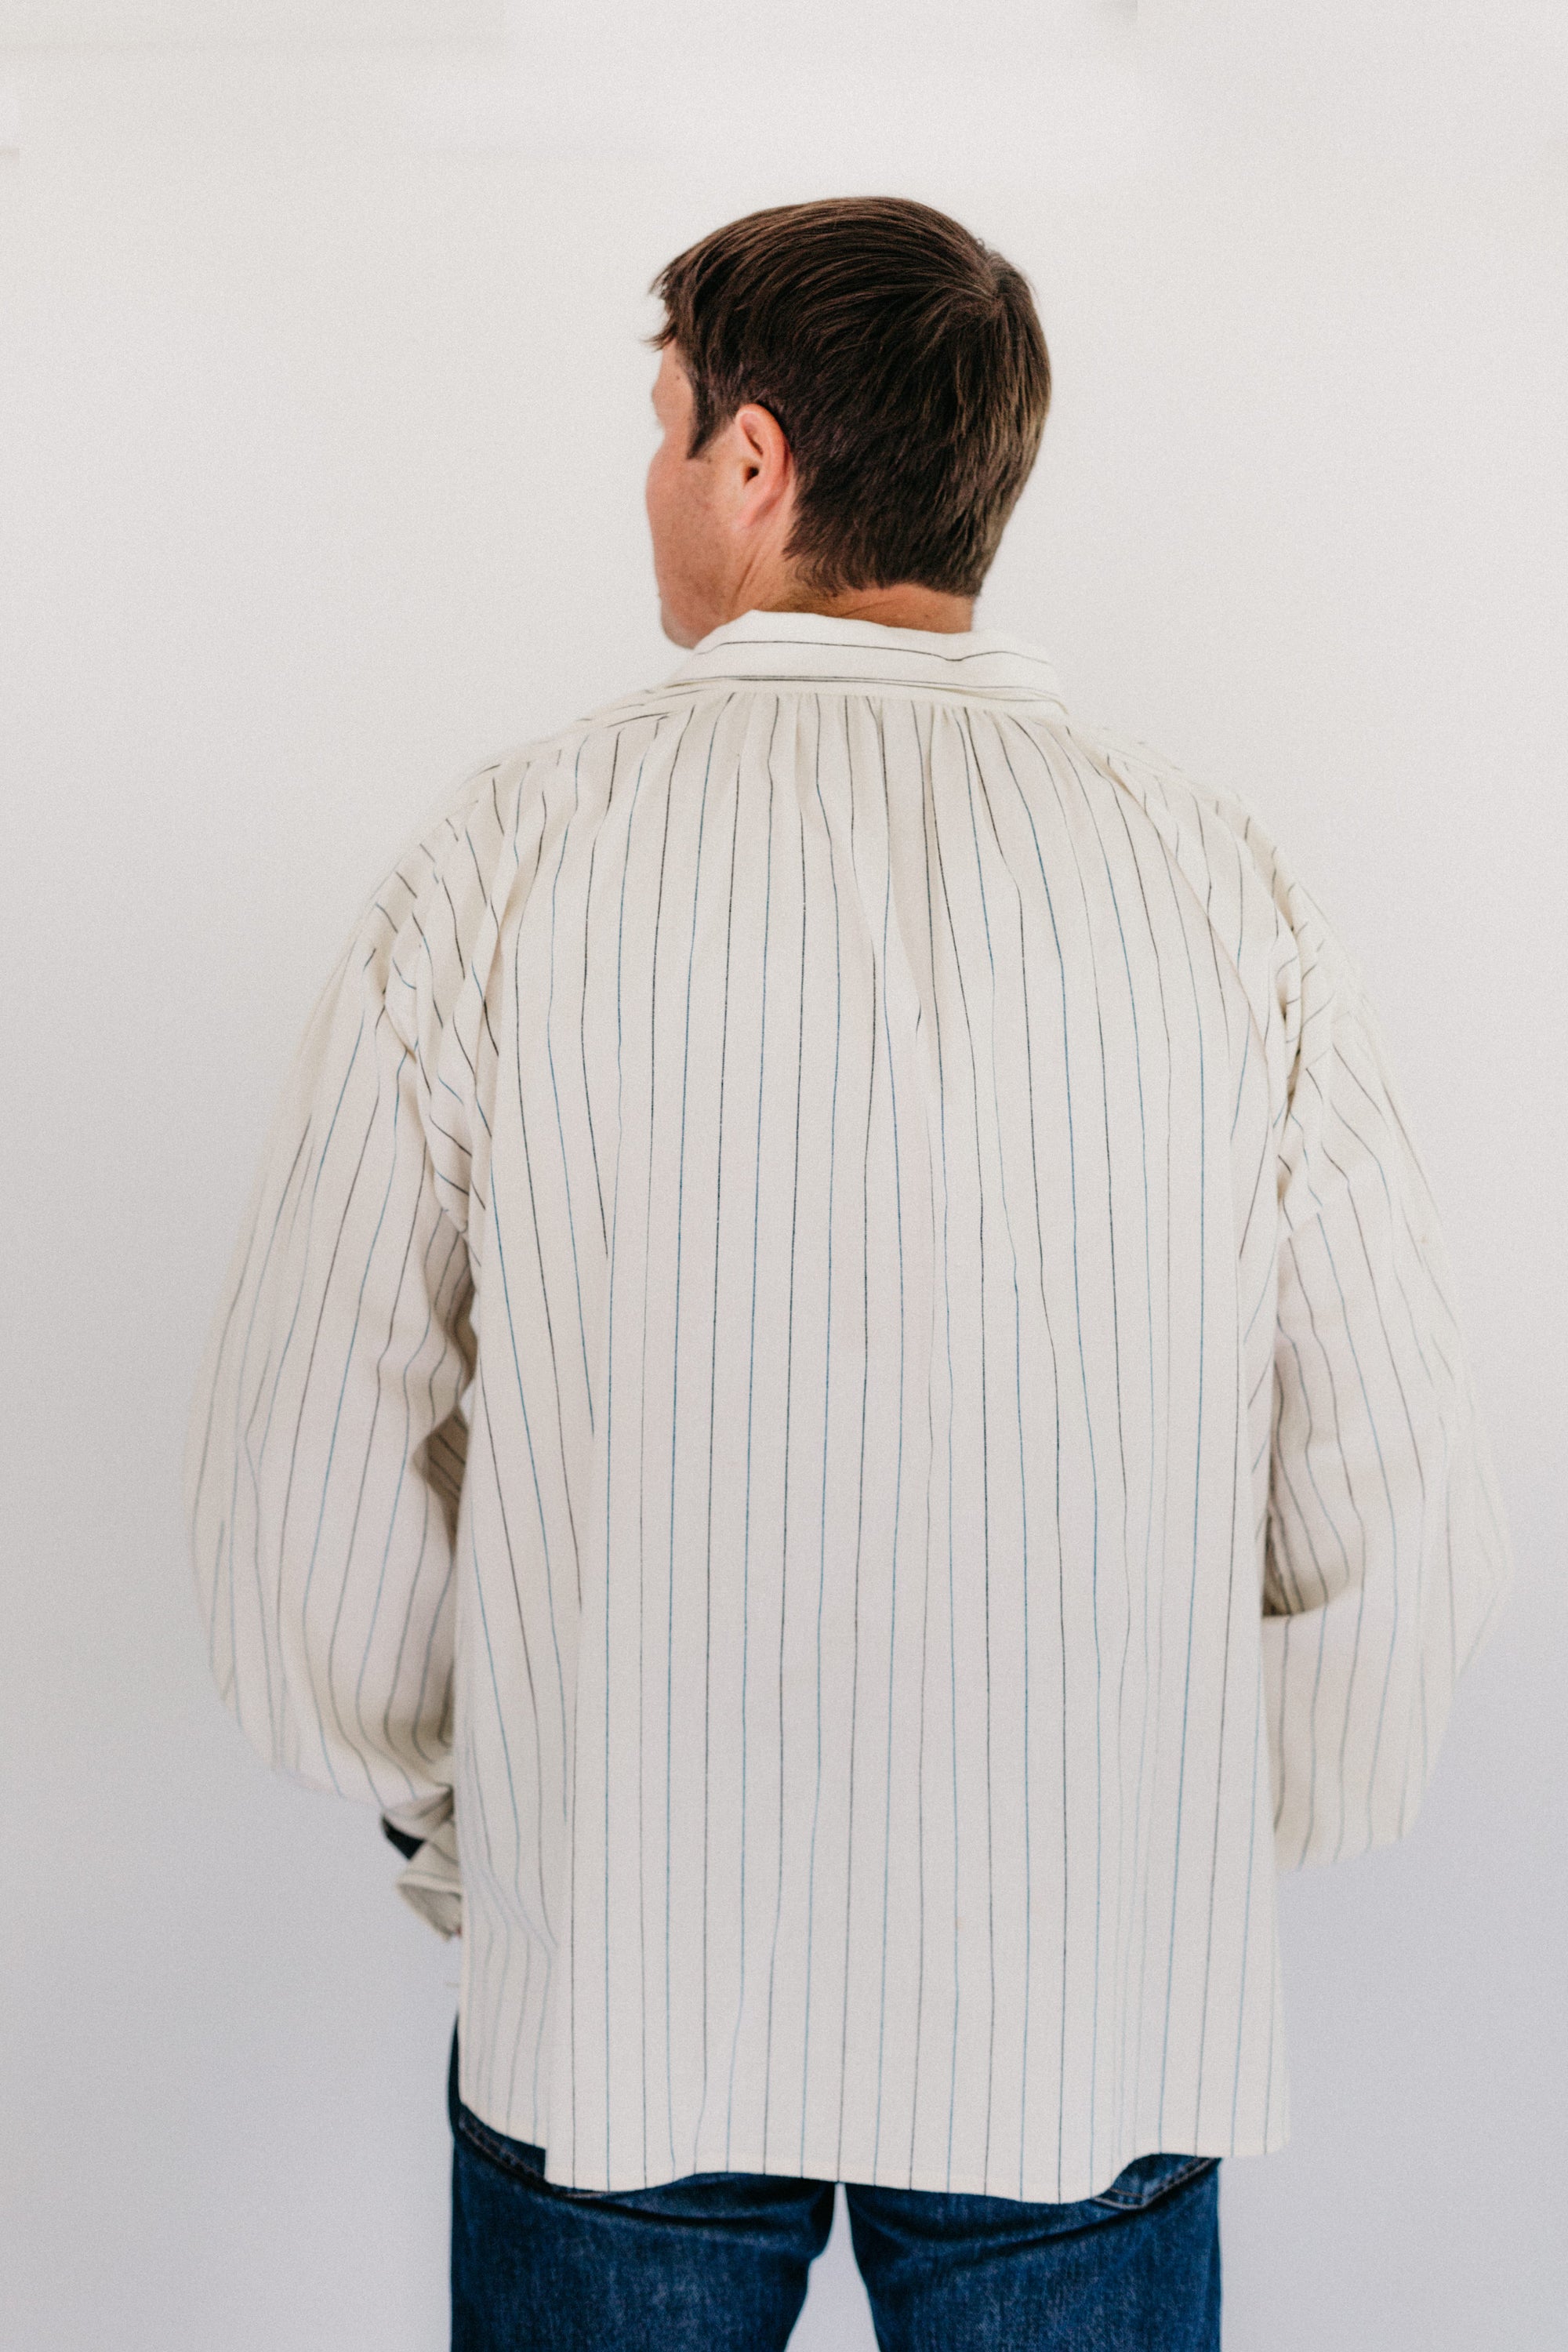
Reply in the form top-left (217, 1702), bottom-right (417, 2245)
top-left (646, 197), bottom-right (1051, 601)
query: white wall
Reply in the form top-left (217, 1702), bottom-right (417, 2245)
top-left (2, 5), bottom-right (1563, 2346)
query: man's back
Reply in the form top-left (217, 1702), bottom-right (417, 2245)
top-left (185, 608), bottom-right (1512, 2204)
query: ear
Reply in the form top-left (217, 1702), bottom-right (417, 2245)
top-left (731, 400), bottom-right (793, 510)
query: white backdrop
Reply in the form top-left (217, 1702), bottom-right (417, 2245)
top-left (2, 5), bottom-right (1563, 2347)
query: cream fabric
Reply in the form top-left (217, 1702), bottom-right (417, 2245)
top-left (186, 608), bottom-right (1513, 2198)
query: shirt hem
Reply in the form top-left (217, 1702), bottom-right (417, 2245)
top-left (514, 2126), bottom-right (1291, 2204)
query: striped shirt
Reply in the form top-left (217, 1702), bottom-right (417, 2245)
top-left (184, 607), bottom-right (1514, 2201)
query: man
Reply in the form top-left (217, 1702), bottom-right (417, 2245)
top-left (185, 197), bottom-right (1514, 2350)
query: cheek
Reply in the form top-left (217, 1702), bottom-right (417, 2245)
top-left (645, 448), bottom-right (677, 539)
top-left (648, 453), bottom-right (702, 564)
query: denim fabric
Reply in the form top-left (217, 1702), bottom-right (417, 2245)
top-left (448, 2027), bottom-right (1221, 2350)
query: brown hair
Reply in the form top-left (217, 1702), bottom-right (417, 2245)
top-left (646, 197), bottom-right (1051, 601)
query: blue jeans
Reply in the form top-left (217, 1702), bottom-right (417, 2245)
top-left (448, 2027), bottom-right (1221, 2350)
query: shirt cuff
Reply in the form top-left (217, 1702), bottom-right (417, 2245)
top-left (378, 1796), bottom-right (463, 1940)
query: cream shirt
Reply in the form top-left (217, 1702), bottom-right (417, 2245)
top-left (185, 608), bottom-right (1513, 2200)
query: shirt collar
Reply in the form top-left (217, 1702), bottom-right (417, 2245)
top-left (659, 607), bottom-right (1065, 705)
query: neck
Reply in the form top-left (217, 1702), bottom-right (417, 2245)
top-left (761, 579), bottom-right (975, 635)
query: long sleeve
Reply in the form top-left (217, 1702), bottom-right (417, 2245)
top-left (184, 848), bottom-right (480, 1929)
top-left (1262, 891), bottom-right (1515, 1871)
